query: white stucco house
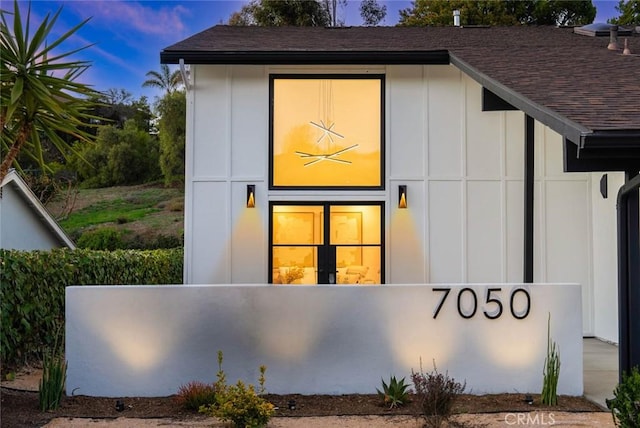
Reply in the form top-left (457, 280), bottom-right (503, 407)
top-left (0, 169), bottom-right (75, 250)
top-left (66, 24), bottom-right (639, 397)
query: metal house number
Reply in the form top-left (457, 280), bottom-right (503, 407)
top-left (432, 287), bottom-right (531, 320)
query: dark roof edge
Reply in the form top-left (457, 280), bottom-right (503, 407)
top-left (582, 130), bottom-right (640, 149)
top-left (449, 53), bottom-right (589, 143)
top-left (161, 50), bottom-right (450, 65)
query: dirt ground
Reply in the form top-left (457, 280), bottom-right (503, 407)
top-left (1, 368), bottom-right (615, 428)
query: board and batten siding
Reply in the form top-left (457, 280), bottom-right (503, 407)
top-left (185, 64), bottom-right (603, 337)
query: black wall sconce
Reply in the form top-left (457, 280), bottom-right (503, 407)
top-left (399, 185), bottom-right (407, 209)
top-left (247, 185), bottom-right (255, 208)
top-left (600, 174), bottom-right (608, 199)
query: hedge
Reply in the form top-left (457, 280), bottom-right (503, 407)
top-left (0, 248), bottom-right (183, 369)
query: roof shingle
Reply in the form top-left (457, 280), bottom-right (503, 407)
top-left (161, 25), bottom-right (640, 136)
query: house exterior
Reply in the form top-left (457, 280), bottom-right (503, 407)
top-left (160, 25), bottom-right (638, 342)
top-left (0, 169), bottom-right (75, 250)
top-left (65, 25), bottom-right (638, 397)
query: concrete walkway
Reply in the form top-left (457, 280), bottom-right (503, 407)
top-left (583, 337), bottom-right (618, 410)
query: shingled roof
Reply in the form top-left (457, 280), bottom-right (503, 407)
top-left (161, 25), bottom-right (640, 166)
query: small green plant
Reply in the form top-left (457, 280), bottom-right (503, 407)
top-left (199, 351), bottom-right (275, 428)
top-left (541, 313), bottom-right (560, 406)
top-left (377, 375), bottom-right (411, 408)
top-left (411, 359), bottom-right (466, 428)
top-left (175, 381), bottom-right (217, 411)
top-left (607, 366), bottom-right (640, 428)
top-left (38, 333), bottom-right (67, 411)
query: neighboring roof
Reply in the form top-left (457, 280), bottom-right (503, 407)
top-left (161, 25), bottom-right (640, 165)
top-left (0, 170), bottom-right (75, 249)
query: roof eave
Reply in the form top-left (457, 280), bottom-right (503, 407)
top-left (449, 53), bottom-right (589, 144)
top-left (581, 130), bottom-right (640, 149)
top-left (160, 50), bottom-right (450, 65)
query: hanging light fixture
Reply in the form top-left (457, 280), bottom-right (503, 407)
top-left (399, 185), bottom-right (407, 209)
top-left (247, 185), bottom-right (256, 208)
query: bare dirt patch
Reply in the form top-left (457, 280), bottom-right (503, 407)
top-left (1, 368), bottom-right (609, 428)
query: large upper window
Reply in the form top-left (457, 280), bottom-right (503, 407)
top-left (270, 75), bottom-right (384, 189)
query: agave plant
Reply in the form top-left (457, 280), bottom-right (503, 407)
top-left (0, 0), bottom-right (100, 182)
top-left (377, 375), bottom-right (411, 408)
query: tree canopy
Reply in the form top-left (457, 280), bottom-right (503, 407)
top-left (360, 0), bottom-right (387, 26)
top-left (228, 0), bottom-right (392, 27)
top-left (609, 0), bottom-right (640, 25)
top-left (228, 0), bottom-right (331, 26)
top-left (398, 0), bottom-right (596, 26)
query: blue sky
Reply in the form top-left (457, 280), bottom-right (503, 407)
top-left (13, 0), bottom-right (622, 105)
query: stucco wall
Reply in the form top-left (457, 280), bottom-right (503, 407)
top-left (66, 284), bottom-right (583, 397)
top-left (184, 64), bottom-right (609, 336)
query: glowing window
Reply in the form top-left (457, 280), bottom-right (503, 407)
top-left (270, 75), bottom-right (384, 189)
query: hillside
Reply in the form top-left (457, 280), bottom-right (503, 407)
top-left (46, 183), bottom-right (184, 249)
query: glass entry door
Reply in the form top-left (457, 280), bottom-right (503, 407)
top-left (270, 203), bottom-right (383, 284)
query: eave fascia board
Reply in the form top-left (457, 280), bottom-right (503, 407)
top-left (450, 53), bottom-right (588, 144)
top-left (161, 50), bottom-right (450, 65)
top-left (580, 130), bottom-right (640, 150)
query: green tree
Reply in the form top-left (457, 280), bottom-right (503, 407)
top-left (88, 90), bottom-right (153, 133)
top-left (0, 1), bottom-right (100, 182)
top-left (360, 0), bottom-right (387, 26)
top-left (142, 64), bottom-right (183, 95)
top-left (228, 0), bottom-right (331, 26)
top-left (532, 0), bottom-right (595, 26)
top-left (73, 120), bottom-right (159, 187)
top-left (609, 0), bottom-right (640, 25)
top-left (398, 0), bottom-right (595, 26)
top-left (156, 91), bottom-right (186, 187)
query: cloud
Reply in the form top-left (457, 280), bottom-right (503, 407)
top-left (70, 1), bottom-right (190, 38)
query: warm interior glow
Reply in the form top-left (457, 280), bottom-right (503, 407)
top-left (272, 78), bottom-right (382, 187)
top-left (272, 204), bottom-right (382, 284)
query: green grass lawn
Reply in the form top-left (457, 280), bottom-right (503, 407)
top-left (47, 184), bottom-right (184, 249)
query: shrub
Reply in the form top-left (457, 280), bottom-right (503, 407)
top-left (77, 228), bottom-right (125, 250)
top-left (0, 248), bottom-right (183, 368)
top-left (607, 366), bottom-right (640, 428)
top-left (377, 375), bottom-right (411, 408)
top-left (199, 351), bottom-right (275, 428)
top-left (541, 314), bottom-right (560, 406)
top-left (411, 359), bottom-right (466, 428)
top-left (175, 381), bottom-right (217, 411)
top-left (151, 234), bottom-right (183, 249)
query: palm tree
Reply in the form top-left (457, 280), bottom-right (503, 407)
top-left (0, 1), bottom-right (100, 182)
top-left (142, 64), bottom-right (183, 95)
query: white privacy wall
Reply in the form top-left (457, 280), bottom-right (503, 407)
top-left (185, 64), bottom-right (599, 335)
top-left (66, 284), bottom-right (583, 397)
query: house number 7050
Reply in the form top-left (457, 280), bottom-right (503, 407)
top-left (432, 287), bottom-right (531, 320)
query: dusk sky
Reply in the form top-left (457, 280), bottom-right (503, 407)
top-left (13, 0), bottom-right (622, 106)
